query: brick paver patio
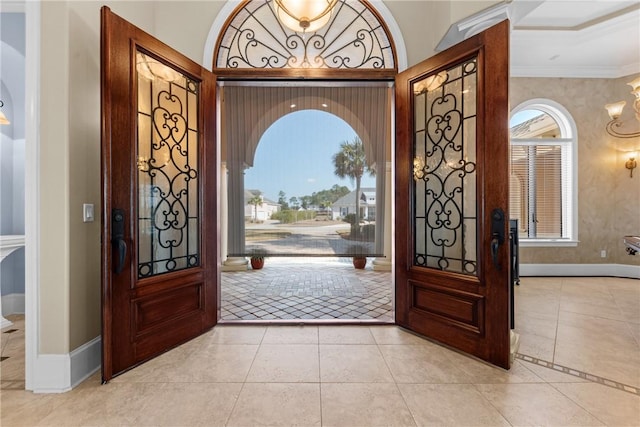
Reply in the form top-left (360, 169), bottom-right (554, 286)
top-left (221, 257), bottom-right (393, 321)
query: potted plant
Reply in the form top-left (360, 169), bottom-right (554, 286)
top-left (347, 244), bottom-right (367, 269)
top-left (249, 248), bottom-right (267, 270)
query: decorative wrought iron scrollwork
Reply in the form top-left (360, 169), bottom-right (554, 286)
top-left (137, 72), bottom-right (200, 278)
top-left (216, 0), bottom-right (395, 70)
top-left (414, 58), bottom-right (478, 275)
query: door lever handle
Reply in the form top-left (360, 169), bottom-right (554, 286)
top-left (490, 208), bottom-right (505, 270)
top-left (114, 238), bottom-right (127, 274)
top-left (112, 208), bottom-right (126, 274)
top-left (491, 234), bottom-right (501, 270)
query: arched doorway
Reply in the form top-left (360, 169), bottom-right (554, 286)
top-left (221, 108), bottom-right (392, 321)
top-left (212, 0), bottom-right (398, 321)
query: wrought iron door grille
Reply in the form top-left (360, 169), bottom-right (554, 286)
top-left (136, 54), bottom-right (201, 278)
top-left (215, 0), bottom-right (395, 70)
top-left (413, 58), bottom-right (478, 276)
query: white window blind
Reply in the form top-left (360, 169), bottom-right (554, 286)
top-left (509, 107), bottom-right (575, 242)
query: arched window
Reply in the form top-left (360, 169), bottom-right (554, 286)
top-left (214, 0), bottom-right (397, 71)
top-left (510, 99), bottom-right (578, 245)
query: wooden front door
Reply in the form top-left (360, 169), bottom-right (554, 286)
top-left (101, 7), bottom-right (218, 381)
top-left (395, 21), bottom-right (511, 368)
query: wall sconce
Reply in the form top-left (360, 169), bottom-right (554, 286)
top-left (625, 152), bottom-right (637, 178)
top-left (0, 100), bottom-right (10, 126)
top-left (413, 156), bottom-right (425, 180)
top-left (274, 0), bottom-right (338, 32)
top-left (604, 76), bottom-right (640, 139)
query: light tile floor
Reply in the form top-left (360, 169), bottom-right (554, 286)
top-left (1, 277), bottom-right (639, 426)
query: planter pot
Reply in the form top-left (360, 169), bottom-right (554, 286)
top-left (250, 258), bottom-right (264, 270)
top-left (352, 257), bottom-right (366, 269)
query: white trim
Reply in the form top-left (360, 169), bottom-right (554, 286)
top-left (521, 263), bottom-right (640, 279)
top-left (511, 64), bottom-right (635, 79)
top-left (369, 0), bottom-right (407, 72)
top-left (24, 0), bottom-right (41, 392)
top-left (70, 336), bottom-right (101, 388)
top-left (29, 336), bottom-right (101, 393)
top-left (2, 293), bottom-right (25, 315)
top-left (519, 240), bottom-right (579, 248)
top-left (202, 0), bottom-right (408, 72)
top-left (203, 0), bottom-right (241, 71)
top-left (436, 2), bottom-right (512, 52)
top-left (31, 354), bottom-right (71, 393)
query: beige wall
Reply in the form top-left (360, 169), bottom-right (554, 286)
top-left (39, 1), bottom-right (157, 353)
top-left (512, 75), bottom-right (640, 267)
top-left (40, 1), bottom-right (71, 354)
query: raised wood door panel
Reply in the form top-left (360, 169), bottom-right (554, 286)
top-left (101, 7), bottom-right (218, 381)
top-left (395, 20), bottom-right (511, 369)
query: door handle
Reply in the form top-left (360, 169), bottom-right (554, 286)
top-left (111, 208), bottom-right (127, 274)
top-left (490, 208), bottom-right (505, 270)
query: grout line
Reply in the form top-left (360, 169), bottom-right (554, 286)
top-left (551, 278), bottom-right (563, 363)
top-left (515, 353), bottom-right (640, 396)
top-left (222, 328), bottom-right (268, 427)
top-left (317, 340), bottom-right (323, 426)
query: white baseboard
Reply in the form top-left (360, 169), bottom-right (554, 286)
top-left (30, 336), bottom-right (101, 393)
top-left (31, 354), bottom-right (71, 393)
top-left (521, 263), bottom-right (640, 279)
top-left (70, 336), bottom-right (101, 388)
top-left (2, 293), bottom-right (25, 315)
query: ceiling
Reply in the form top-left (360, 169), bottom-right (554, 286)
top-left (509, 0), bottom-right (640, 78)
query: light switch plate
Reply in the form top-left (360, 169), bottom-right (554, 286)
top-left (83, 203), bottom-right (94, 222)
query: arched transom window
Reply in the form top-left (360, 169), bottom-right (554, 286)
top-left (215, 0), bottom-right (396, 70)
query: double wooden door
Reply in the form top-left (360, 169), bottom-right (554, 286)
top-left (101, 8), bottom-right (510, 380)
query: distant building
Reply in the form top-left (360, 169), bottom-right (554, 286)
top-left (331, 187), bottom-right (376, 221)
top-left (244, 189), bottom-right (280, 221)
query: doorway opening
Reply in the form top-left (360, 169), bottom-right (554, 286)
top-left (219, 86), bottom-right (393, 322)
top-left (212, 0), bottom-right (398, 323)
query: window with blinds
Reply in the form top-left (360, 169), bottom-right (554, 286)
top-left (509, 106), bottom-right (575, 242)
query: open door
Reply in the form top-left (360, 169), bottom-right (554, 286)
top-left (101, 7), bottom-right (218, 381)
top-left (395, 20), bottom-right (511, 368)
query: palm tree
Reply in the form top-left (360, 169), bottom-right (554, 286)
top-left (332, 137), bottom-right (374, 238)
top-left (248, 193), bottom-right (263, 222)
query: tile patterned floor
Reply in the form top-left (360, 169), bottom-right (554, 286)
top-left (514, 276), bottom-right (640, 390)
top-left (1, 276), bottom-right (639, 426)
top-left (221, 258), bottom-right (393, 321)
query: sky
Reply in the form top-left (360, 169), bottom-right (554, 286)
top-left (244, 110), bottom-right (376, 203)
top-left (510, 108), bottom-right (543, 127)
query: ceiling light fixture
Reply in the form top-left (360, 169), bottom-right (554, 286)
top-left (274, 0), bottom-right (338, 33)
top-left (0, 100), bottom-right (10, 126)
top-left (604, 76), bottom-right (640, 139)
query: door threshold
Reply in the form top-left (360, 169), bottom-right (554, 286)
top-left (217, 318), bottom-right (395, 326)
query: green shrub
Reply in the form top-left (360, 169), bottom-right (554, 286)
top-left (271, 210), bottom-right (317, 224)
